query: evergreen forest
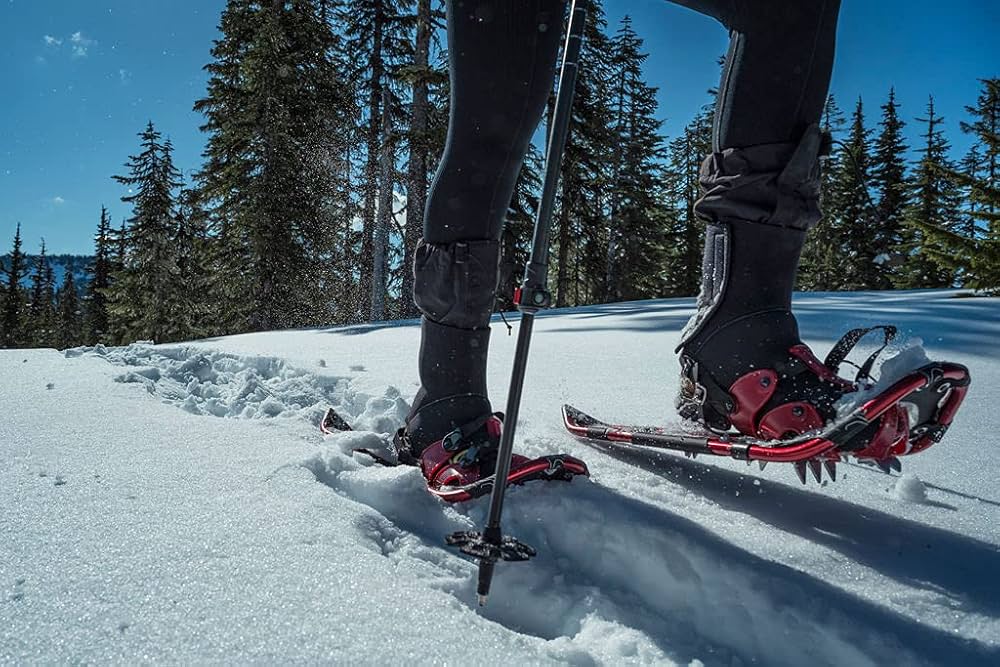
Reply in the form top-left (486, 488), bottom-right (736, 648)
top-left (3, 1), bottom-right (997, 349)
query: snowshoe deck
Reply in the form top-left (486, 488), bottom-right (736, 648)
top-left (427, 455), bottom-right (589, 503)
top-left (564, 361), bottom-right (969, 483)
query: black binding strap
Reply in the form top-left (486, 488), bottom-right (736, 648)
top-left (442, 412), bottom-right (502, 452)
top-left (824, 325), bottom-right (897, 382)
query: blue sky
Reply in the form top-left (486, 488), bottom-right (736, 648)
top-left (2, 0), bottom-right (997, 255)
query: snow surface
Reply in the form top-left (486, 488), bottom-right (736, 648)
top-left (3, 289), bottom-right (999, 665)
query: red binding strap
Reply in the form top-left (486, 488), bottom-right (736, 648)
top-left (728, 370), bottom-right (777, 434)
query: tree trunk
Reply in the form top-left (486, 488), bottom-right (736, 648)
top-left (401, 0), bottom-right (431, 319)
top-left (605, 68), bottom-right (627, 302)
top-left (372, 88), bottom-right (394, 321)
top-left (360, 1), bottom-right (385, 319)
top-left (555, 179), bottom-right (571, 307)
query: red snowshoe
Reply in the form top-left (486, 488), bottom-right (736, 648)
top-left (411, 413), bottom-right (588, 502)
top-left (321, 409), bottom-right (589, 502)
top-left (564, 327), bottom-right (970, 484)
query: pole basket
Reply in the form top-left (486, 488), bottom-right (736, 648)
top-left (446, 530), bottom-right (537, 562)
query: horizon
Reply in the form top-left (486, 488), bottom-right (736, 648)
top-left (2, 0), bottom-right (997, 255)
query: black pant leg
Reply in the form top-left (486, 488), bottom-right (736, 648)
top-left (424, 0), bottom-right (566, 244)
top-left (667, 0), bottom-right (842, 149)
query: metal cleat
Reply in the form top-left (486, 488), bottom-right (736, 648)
top-left (888, 457), bottom-right (902, 473)
top-left (758, 460), bottom-right (768, 471)
top-left (794, 461), bottom-right (808, 485)
top-left (823, 459), bottom-right (837, 482)
top-left (876, 460), bottom-right (892, 474)
top-left (808, 459), bottom-right (823, 484)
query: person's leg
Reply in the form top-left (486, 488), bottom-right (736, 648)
top-left (669, 0), bottom-right (840, 149)
top-left (407, 0), bottom-right (565, 452)
top-left (667, 0), bottom-right (846, 433)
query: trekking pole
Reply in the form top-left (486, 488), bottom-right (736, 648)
top-left (446, 0), bottom-right (589, 606)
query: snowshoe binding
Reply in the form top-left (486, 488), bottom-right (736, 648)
top-left (321, 408), bottom-right (588, 502)
top-left (397, 413), bottom-right (588, 503)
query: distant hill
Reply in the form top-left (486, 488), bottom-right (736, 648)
top-left (0, 254), bottom-right (93, 288)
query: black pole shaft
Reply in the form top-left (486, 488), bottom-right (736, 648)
top-left (524, 0), bottom-right (588, 294)
top-left (476, 0), bottom-right (588, 604)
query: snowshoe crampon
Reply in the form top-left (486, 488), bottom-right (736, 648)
top-left (563, 361), bottom-right (969, 484)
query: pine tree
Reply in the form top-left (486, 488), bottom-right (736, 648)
top-left (107, 122), bottom-right (184, 343)
top-left (663, 104), bottom-right (712, 297)
top-left (85, 206), bottom-right (113, 344)
top-left (899, 96), bottom-right (962, 287)
top-left (339, 0), bottom-right (414, 320)
top-left (961, 79), bottom-right (1000, 292)
top-left (961, 77), bottom-right (999, 205)
top-left (957, 143), bottom-right (985, 239)
top-left (44, 256), bottom-right (57, 343)
top-left (1, 223), bottom-right (28, 348)
top-left (56, 264), bottom-right (84, 348)
top-left (800, 95), bottom-right (847, 291)
top-left (398, 0), bottom-right (446, 319)
top-left (829, 97), bottom-right (877, 290)
top-left (101, 219), bottom-right (130, 344)
top-left (925, 78), bottom-right (1000, 292)
top-left (195, 0), bottom-right (351, 332)
top-left (372, 86), bottom-right (398, 321)
top-left (27, 239), bottom-right (57, 347)
top-left (554, 2), bottom-right (617, 307)
top-left (113, 220), bottom-right (127, 273)
top-left (870, 88), bottom-right (910, 288)
top-left (172, 189), bottom-right (214, 339)
top-left (603, 16), bottom-right (671, 302)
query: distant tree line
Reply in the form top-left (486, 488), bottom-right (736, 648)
top-left (800, 81), bottom-right (999, 292)
top-left (2, 0), bottom-right (997, 350)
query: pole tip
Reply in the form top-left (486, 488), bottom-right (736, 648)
top-left (478, 594), bottom-right (489, 607)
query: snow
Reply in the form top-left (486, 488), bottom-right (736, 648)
top-left (891, 474), bottom-right (929, 504)
top-left (3, 289), bottom-right (999, 665)
top-left (833, 337), bottom-right (931, 414)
